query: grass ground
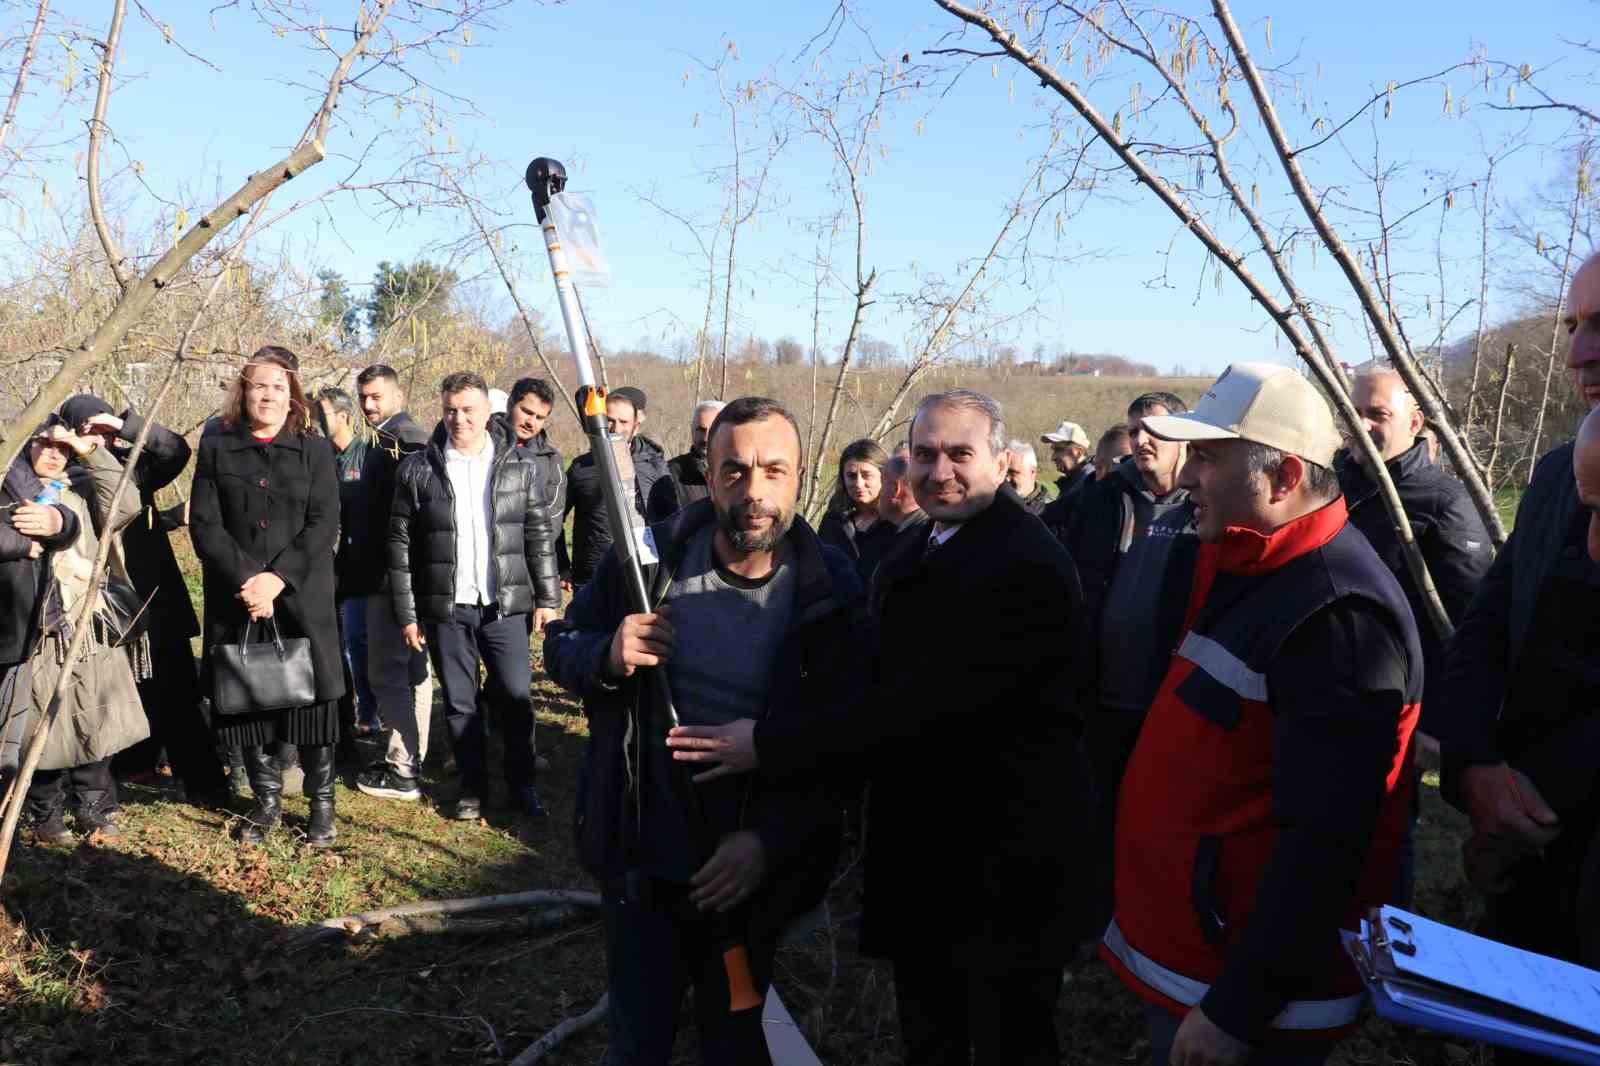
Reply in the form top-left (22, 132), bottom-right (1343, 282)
top-left (1, 656), bottom-right (1494, 1066)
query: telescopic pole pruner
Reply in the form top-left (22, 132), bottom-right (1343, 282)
top-left (524, 157), bottom-right (762, 1016)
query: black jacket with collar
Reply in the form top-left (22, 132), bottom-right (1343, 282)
top-left (386, 419), bottom-right (560, 626)
top-left (190, 424), bottom-right (346, 701)
top-left (545, 499), bottom-right (866, 941)
top-left (1039, 464), bottom-right (1094, 535)
top-left (341, 417), bottom-right (429, 599)
top-left (376, 410), bottom-right (431, 448)
top-left (758, 488), bottom-right (1098, 968)
top-left (645, 450), bottom-right (710, 524)
top-left (0, 456), bottom-right (81, 666)
top-left (1336, 440), bottom-right (1493, 730)
top-left (1439, 441), bottom-right (1600, 814)
top-left (817, 508), bottom-right (900, 584)
top-left (560, 434), bottom-right (669, 584)
top-left (88, 409), bottom-right (200, 645)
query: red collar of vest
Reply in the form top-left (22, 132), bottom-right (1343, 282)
top-left (1211, 497), bottom-right (1348, 577)
top-left (1185, 498), bottom-right (1349, 630)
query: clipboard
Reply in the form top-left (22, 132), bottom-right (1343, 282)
top-left (1342, 907), bottom-right (1600, 1065)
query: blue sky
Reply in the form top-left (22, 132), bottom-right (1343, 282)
top-left (6, 0), bottom-right (1593, 375)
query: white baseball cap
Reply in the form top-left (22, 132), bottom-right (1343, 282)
top-left (1140, 362), bottom-right (1342, 468)
top-left (487, 388), bottom-right (509, 415)
top-left (1040, 420), bottom-right (1091, 448)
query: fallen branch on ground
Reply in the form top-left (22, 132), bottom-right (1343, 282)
top-left (341, 904), bottom-right (584, 943)
top-left (509, 992), bottom-right (609, 1065)
top-left (287, 888), bottom-right (601, 951)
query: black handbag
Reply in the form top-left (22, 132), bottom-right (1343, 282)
top-left (210, 617), bottom-right (317, 716)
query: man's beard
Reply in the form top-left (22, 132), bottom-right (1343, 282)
top-left (717, 498), bottom-right (793, 552)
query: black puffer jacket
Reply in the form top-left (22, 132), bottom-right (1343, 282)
top-left (387, 420), bottom-right (560, 626)
top-left (0, 455), bottom-right (81, 665)
top-left (560, 434), bottom-right (668, 585)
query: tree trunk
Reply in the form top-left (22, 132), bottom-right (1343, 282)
top-left (1485, 343), bottom-right (1516, 488)
top-left (1465, 164), bottom-right (1495, 434)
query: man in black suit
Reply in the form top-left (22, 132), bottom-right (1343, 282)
top-left (669, 388), bottom-right (1096, 1065)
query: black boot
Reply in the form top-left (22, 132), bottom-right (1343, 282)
top-left (22, 775), bottom-right (73, 846)
top-left (300, 744), bottom-right (336, 849)
top-left (239, 745), bottom-right (282, 845)
top-left (72, 763), bottom-right (121, 840)
top-left (225, 743), bottom-right (252, 799)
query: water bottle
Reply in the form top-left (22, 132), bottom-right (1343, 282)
top-left (32, 479), bottom-right (65, 505)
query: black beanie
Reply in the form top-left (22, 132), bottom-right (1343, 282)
top-left (60, 394), bottom-right (114, 431)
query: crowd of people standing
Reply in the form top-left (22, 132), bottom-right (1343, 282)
top-left (0, 247), bottom-right (1596, 1066)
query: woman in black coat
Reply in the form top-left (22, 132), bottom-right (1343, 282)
top-left (190, 345), bottom-right (344, 848)
top-left (816, 437), bottom-right (898, 583)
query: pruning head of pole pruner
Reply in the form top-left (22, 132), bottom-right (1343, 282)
top-left (525, 157), bottom-right (567, 221)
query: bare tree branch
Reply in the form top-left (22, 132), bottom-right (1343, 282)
top-left (930, 0), bottom-right (1460, 640)
top-left (0, 0), bottom-right (398, 478)
top-left (1485, 342), bottom-right (1516, 485)
top-left (440, 165), bottom-right (577, 421)
top-left (1526, 146), bottom-right (1587, 468)
top-left (0, 0), bottom-right (49, 161)
top-left (509, 992), bottom-right (608, 1065)
top-left (1209, 0), bottom-right (1505, 546)
top-left (87, 0), bottom-right (132, 293)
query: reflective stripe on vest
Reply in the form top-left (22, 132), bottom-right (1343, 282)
top-left (1177, 631), bottom-right (1268, 701)
top-left (1103, 919), bottom-right (1364, 1031)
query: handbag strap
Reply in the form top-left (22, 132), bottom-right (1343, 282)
top-left (237, 616), bottom-right (287, 660)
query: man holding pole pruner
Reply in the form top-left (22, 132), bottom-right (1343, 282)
top-left (525, 158), bottom-right (862, 1064)
top-left (544, 396), bottom-right (865, 1063)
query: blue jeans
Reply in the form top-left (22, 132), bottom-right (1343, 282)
top-left (1144, 1005), bottom-right (1332, 1066)
top-left (339, 596), bottom-right (378, 727)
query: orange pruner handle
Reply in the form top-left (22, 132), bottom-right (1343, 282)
top-left (580, 384), bottom-right (609, 418)
top-left (722, 944), bottom-right (763, 1013)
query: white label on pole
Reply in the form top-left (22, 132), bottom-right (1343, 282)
top-left (608, 435), bottom-right (657, 566)
top-left (549, 191), bottom-right (610, 287)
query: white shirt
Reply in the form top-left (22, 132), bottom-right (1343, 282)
top-left (928, 521), bottom-right (964, 549)
top-left (444, 435), bottom-right (494, 606)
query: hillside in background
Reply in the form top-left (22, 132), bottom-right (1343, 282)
top-left (505, 360), bottom-right (1215, 469)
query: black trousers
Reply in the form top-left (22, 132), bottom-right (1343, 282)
top-left (29, 757), bottom-right (116, 816)
top-left (602, 874), bottom-right (775, 1066)
top-left (115, 641), bottom-right (226, 794)
top-left (1084, 705), bottom-right (1146, 926)
top-left (424, 604), bottom-right (534, 799)
top-left (892, 958), bottom-right (1061, 1066)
